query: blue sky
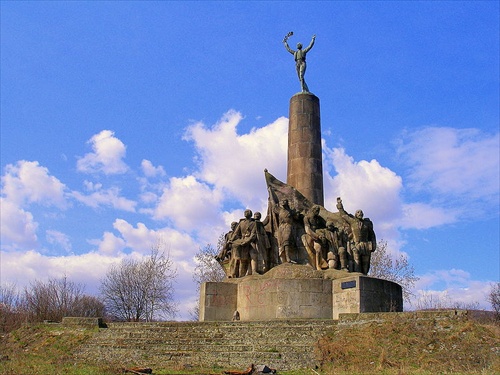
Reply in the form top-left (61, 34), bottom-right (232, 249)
top-left (1, 1), bottom-right (499, 319)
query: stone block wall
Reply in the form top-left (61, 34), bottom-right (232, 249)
top-left (62, 317), bottom-right (104, 327)
top-left (200, 266), bottom-right (403, 321)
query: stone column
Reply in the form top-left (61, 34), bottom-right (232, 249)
top-left (287, 92), bottom-right (324, 206)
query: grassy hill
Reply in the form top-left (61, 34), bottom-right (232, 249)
top-left (0, 312), bottom-right (498, 375)
top-left (316, 311), bottom-right (499, 375)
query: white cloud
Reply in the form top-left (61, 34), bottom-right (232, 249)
top-left (324, 147), bottom-right (404, 243)
top-left (397, 127), bottom-right (500, 216)
top-left (154, 176), bottom-right (224, 232)
top-left (141, 159), bottom-right (166, 178)
top-left (410, 269), bottom-right (493, 310)
top-left (72, 186), bottom-right (137, 212)
top-left (112, 219), bottom-right (159, 253)
top-left (89, 231), bottom-right (126, 255)
top-left (0, 161), bottom-right (68, 252)
top-left (90, 219), bottom-right (199, 260)
top-left (77, 130), bottom-right (129, 174)
top-left (0, 198), bottom-right (38, 250)
top-left (1, 160), bottom-right (68, 208)
top-left (0, 250), bottom-right (122, 295)
top-left (400, 202), bottom-right (458, 229)
top-left (183, 110), bottom-right (288, 208)
top-left (46, 230), bottom-right (72, 253)
top-left (139, 191), bottom-right (159, 204)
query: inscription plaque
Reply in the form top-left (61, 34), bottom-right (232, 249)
top-left (341, 280), bottom-right (356, 289)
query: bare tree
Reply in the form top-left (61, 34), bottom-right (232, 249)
top-left (369, 241), bottom-right (419, 302)
top-left (100, 242), bottom-right (177, 321)
top-left (0, 283), bottom-right (28, 333)
top-left (189, 235), bottom-right (226, 320)
top-left (22, 276), bottom-right (104, 322)
top-left (193, 242), bottom-right (226, 288)
top-left (412, 290), bottom-right (480, 311)
top-left (488, 282), bottom-right (500, 320)
top-left (72, 295), bottom-right (105, 317)
top-left (0, 283), bottom-right (19, 308)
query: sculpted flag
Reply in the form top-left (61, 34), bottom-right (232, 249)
top-left (263, 169), bottom-right (347, 232)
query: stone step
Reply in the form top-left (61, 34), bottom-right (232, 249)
top-left (76, 320), bottom-right (333, 370)
top-left (74, 311), bottom-right (468, 372)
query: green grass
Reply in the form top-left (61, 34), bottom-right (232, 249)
top-left (0, 324), bottom-right (117, 375)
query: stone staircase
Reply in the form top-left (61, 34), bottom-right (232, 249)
top-left (75, 320), bottom-right (337, 371)
top-left (74, 311), bottom-right (469, 371)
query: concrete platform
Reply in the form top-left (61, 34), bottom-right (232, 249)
top-left (199, 263), bottom-right (403, 321)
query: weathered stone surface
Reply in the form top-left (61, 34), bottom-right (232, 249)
top-left (62, 317), bottom-right (104, 327)
top-left (332, 275), bottom-right (403, 319)
top-left (199, 282), bottom-right (237, 322)
top-left (76, 319), bottom-right (335, 371)
top-left (200, 264), bottom-right (403, 321)
top-left (287, 93), bottom-right (323, 206)
top-left (74, 311), bottom-right (469, 372)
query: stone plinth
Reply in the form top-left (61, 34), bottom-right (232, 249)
top-left (332, 275), bottom-right (403, 319)
top-left (287, 93), bottom-right (324, 206)
top-left (199, 282), bottom-right (237, 321)
top-left (199, 264), bottom-right (403, 321)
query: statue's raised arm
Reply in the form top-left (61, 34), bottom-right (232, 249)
top-left (283, 31), bottom-right (295, 55)
top-left (282, 32), bottom-right (316, 93)
top-left (303, 34), bottom-right (316, 53)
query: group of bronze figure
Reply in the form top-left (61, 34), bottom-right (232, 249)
top-left (216, 192), bottom-right (377, 279)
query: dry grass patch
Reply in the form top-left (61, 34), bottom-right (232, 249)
top-left (316, 314), bottom-right (500, 375)
top-left (0, 323), bottom-right (119, 375)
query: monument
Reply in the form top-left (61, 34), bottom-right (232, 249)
top-left (199, 33), bottom-right (402, 321)
top-left (284, 32), bottom-right (324, 206)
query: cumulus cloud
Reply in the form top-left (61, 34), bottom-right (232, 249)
top-left (0, 198), bottom-right (38, 250)
top-left (90, 219), bottom-right (198, 260)
top-left (0, 250), bottom-right (122, 295)
top-left (326, 147), bottom-right (403, 217)
top-left (46, 230), bottom-right (72, 253)
top-left (400, 203), bottom-right (458, 229)
top-left (1, 160), bottom-right (68, 208)
top-left (410, 269), bottom-right (493, 310)
top-left (323, 147), bottom-right (405, 243)
top-left (141, 159), bottom-right (166, 178)
top-left (77, 130), bottom-right (129, 174)
top-left (0, 161), bottom-right (69, 252)
top-left (89, 231), bottom-right (126, 256)
top-left (397, 127), bottom-right (500, 217)
top-left (154, 176), bottom-right (224, 232)
top-left (72, 186), bottom-right (137, 212)
top-left (183, 110), bottom-right (288, 207)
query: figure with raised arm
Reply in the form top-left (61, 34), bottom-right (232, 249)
top-left (336, 197), bottom-right (377, 275)
top-left (283, 32), bottom-right (316, 92)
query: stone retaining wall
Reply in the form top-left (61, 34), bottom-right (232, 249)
top-left (75, 311), bottom-right (468, 371)
top-left (62, 317), bottom-right (105, 327)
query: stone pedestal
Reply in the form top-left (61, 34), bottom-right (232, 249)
top-left (199, 264), bottom-right (403, 321)
top-left (287, 93), bottom-right (324, 206)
